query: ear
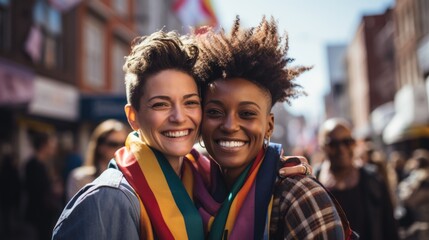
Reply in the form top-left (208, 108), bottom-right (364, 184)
top-left (125, 104), bottom-right (139, 131)
top-left (265, 113), bottom-right (274, 138)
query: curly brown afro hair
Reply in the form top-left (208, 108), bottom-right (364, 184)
top-left (194, 16), bottom-right (311, 107)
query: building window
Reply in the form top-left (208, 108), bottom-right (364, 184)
top-left (83, 15), bottom-right (105, 89)
top-left (112, 39), bottom-right (127, 94)
top-left (0, 0), bottom-right (10, 50)
top-left (32, 0), bottom-right (63, 69)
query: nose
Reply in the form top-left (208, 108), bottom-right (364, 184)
top-left (220, 113), bottom-right (239, 132)
top-left (169, 104), bottom-right (186, 123)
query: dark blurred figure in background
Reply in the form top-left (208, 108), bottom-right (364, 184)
top-left (60, 132), bottom-right (83, 199)
top-left (390, 151), bottom-right (408, 183)
top-left (24, 130), bottom-right (63, 240)
top-left (396, 149), bottom-right (429, 240)
top-left (357, 140), bottom-right (398, 207)
top-left (0, 145), bottom-right (21, 239)
top-left (315, 118), bottom-right (399, 240)
top-left (66, 119), bottom-right (128, 200)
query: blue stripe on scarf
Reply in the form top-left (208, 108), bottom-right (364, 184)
top-left (254, 143), bottom-right (282, 239)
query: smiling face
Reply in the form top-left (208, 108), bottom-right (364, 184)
top-left (202, 78), bottom-right (274, 178)
top-left (125, 69), bottom-right (201, 162)
top-left (322, 125), bottom-right (356, 171)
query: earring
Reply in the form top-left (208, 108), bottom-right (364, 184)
top-left (263, 137), bottom-right (270, 149)
top-left (198, 138), bottom-right (206, 148)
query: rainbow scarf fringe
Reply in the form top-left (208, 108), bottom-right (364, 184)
top-left (114, 132), bottom-right (204, 240)
top-left (186, 143), bottom-right (282, 240)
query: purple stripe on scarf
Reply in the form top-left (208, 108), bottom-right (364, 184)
top-left (192, 165), bottom-right (220, 213)
top-left (229, 183), bottom-right (256, 240)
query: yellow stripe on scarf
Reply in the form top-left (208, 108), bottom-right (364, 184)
top-left (224, 157), bottom-right (264, 238)
top-left (127, 134), bottom-right (188, 238)
top-left (182, 161), bottom-right (194, 199)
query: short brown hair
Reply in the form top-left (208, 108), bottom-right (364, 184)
top-left (123, 30), bottom-right (199, 110)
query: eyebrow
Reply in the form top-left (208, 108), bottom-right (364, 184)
top-left (205, 99), bottom-right (261, 110)
top-left (147, 93), bottom-right (200, 102)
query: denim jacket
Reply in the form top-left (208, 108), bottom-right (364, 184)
top-left (52, 168), bottom-right (141, 240)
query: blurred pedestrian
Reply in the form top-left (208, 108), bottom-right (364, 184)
top-left (0, 148), bottom-right (21, 239)
top-left (60, 132), bottom-right (83, 196)
top-left (24, 130), bottom-right (62, 240)
top-left (357, 140), bottom-right (397, 207)
top-left (396, 149), bottom-right (429, 240)
top-left (390, 151), bottom-right (408, 182)
top-left (66, 119), bottom-right (128, 200)
top-left (315, 118), bottom-right (399, 240)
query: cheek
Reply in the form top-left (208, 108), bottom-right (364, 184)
top-left (190, 109), bottom-right (202, 126)
top-left (201, 120), bottom-right (213, 141)
top-left (250, 124), bottom-right (266, 141)
top-left (138, 112), bottom-right (159, 130)
top-left (106, 148), bottom-right (118, 158)
top-left (98, 146), bottom-right (110, 157)
top-left (326, 147), bottom-right (337, 157)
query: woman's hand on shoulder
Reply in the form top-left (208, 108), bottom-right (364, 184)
top-left (278, 156), bottom-right (313, 178)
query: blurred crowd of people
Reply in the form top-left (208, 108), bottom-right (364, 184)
top-left (311, 117), bottom-right (429, 240)
top-left (0, 119), bottom-right (129, 240)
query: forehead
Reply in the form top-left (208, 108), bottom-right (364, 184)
top-left (328, 125), bottom-right (352, 139)
top-left (105, 130), bottom-right (127, 140)
top-left (206, 78), bottom-right (270, 104)
top-left (143, 69), bottom-right (197, 97)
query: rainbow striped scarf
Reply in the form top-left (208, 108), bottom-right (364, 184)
top-left (186, 143), bottom-right (282, 240)
top-left (114, 132), bottom-right (204, 240)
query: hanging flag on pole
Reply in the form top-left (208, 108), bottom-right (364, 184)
top-left (25, 24), bottom-right (43, 63)
top-left (172, 0), bottom-right (218, 32)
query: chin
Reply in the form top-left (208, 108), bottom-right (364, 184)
top-left (167, 146), bottom-right (193, 157)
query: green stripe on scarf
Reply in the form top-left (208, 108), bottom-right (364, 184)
top-left (152, 148), bottom-right (204, 240)
top-left (208, 163), bottom-right (253, 240)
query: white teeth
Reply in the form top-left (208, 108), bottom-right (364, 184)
top-left (218, 141), bottom-right (245, 148)
top-left (164, 130), bottom-right (189, 138)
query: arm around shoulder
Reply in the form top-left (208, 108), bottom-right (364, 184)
top-left (272, 176), bottom-right (345, 239)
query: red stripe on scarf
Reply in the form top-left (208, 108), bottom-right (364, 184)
top-left (115, 148), bottom-right (175, 240)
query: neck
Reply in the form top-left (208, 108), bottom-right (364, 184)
top-left (330, 164), bottom-right (356, 178)
top-left (167, 156), bottom-right (184, 177)
top-left (221, 164), bottom-right (248, 190)
top-left (328, 162), bottom-right (359, 189)
top-left (36, 151), bottom-right (49, 163)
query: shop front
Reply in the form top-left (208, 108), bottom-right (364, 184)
top-left (0, 58), bottom-right (35, 164)
top-left (383, 82), bottom-right (429, 157)
top-left (18, 76), bottom-right (80, 166)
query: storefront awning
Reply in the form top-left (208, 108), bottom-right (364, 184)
top-left (383, 83), bottom-right (429, 144)
top-left (383, 114), bottom-right (429, 144)
top-left (0, 58), bottom-right (34, 106)
top-left (28, 76), bottom-right (79, 121)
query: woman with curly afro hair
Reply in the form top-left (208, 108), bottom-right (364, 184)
top-left (188, 16), bottom-right (357, 239)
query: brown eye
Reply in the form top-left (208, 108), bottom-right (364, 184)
top-left (151, 102), bottom-right (169, 109)
top-left (239, 110), bottom-right (257, 118)
top-left (205, 108), bottom-right (223, 117)
top-left (185, 100), bottom-right (200, 107)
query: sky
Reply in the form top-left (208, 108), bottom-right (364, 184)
top-left (211, 0), bottom-right (395, 123)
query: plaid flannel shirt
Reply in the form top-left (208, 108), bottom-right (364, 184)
top-left (270, 175), bottom-right (346, 239)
